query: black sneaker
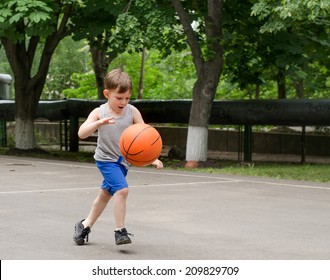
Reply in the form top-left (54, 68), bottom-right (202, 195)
top-left (73, 220), bottom-right (91, 245)
top-left (114, 228), bottom-right (133, 245)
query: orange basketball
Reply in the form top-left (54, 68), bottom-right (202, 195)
top-left (120, 123), bottom-right (162, 166)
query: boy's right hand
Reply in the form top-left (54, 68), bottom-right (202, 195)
top-left (98, 117), bottom-right (116, 127)
top-left (152, 159), bottom-right (164, 169)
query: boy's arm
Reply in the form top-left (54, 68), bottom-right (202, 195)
top-left (132, 107), bottom-right (144, 124)
top-left (78, 108), bottom-right (115, 139)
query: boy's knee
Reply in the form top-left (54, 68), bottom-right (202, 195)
top-left (95, 189), bottom-right (111, 203)
top-left (116, 187), bottom-right (128, 198)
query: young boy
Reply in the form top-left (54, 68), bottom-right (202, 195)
top-left (73, 68), bottom-right (163, 246)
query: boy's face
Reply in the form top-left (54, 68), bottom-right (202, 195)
top-left (103, 88), bottom-right (132, 114)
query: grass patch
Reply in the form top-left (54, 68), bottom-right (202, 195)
top-left (205, 162), bottom-right (330, 183)
top-left (160, 157), bottom-right (330, 183)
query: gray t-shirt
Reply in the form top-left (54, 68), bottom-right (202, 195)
top-left (94, 103), bottom-right (134, 169)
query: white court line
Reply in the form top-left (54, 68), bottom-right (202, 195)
top-left (0, 187), bottom-right (97, 195)
top-left (1, 157), bottom-right (329, 191)
top-left (243, 179), bottom-right (330, 191)
top-left (130, 180), bottom-right (241, 188)
top-left (1, 157), bottom-right (238, 181)
top-left (1, 177), bottom-right (329, 195)
top-left (130, 169), bottom-right (237, 181)
top-left (0, 180), bottom-right (239, 195)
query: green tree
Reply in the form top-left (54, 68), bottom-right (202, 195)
top-left (0, 0), bottom-right (83, 149)
top-left (222, 0), bottom-right (265, 99)
top-left (43, 37), bottom-right (91, 99)
top-left (62, 48), bottom-right (196, 100)
top-left (113, 49), bottom-right (195, 99)
top-left (251, 0), bottom-right (330, 98)
top-left (71, 0), bottom-right (125, 99)
top-left (166, 0), bottom-right (224, 165)
top-left (71, 0), bottom-right (185, 100)
top-left (251, 0), bottom-right (330, 33)
top-left (62, 72), bottom-right (97, 99)
top-left (222, 0), bottom-right (330, 100)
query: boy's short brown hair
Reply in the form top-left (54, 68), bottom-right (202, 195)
top-left (104, 68), bottom-right (132, 93)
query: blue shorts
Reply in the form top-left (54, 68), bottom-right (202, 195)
top-left (96, 160), bottom-right (128, 196)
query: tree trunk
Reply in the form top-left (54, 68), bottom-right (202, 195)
top-left (14, 90), bottom-right (38, 149)
top-left (172, 0), bottom-right (224, 166)
top-left (186, 66), bottom-right (222, 163)
top-left (3, 37), bottom-right (47, 150)
top-left (90, 46), bottom-right (111, 100)
top-left (277, 68), bottom-right (287, 99)
top-left (1, 21), bottom-right (69, 149)
top-left (138, 46), bottom-right (147, 100)
top-left (255, 84), bottom-right (260, 99)
top-left (13, 70), bottom-right (48, 149)
top-left (294, 78), bottom-right (304, 99)
top-left (15, 119), bottom-right (36, 149)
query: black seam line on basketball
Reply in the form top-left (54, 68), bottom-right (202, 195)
top-left (124, 136), bottom-right (161, 155)
top-left (126, 155), bottom-right (159, 163)
top-left (124, 136), bottom-right (161, 156)
top-left (150, 136), bottom-right (161, 146)
top-left (125, 125), bottom-right (152, 157)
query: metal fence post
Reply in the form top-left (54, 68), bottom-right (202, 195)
top-left (0, 74), bottom-right (12, 147)
top-left (69, 115), bottom-right (79, 152)
top-left (244, 125), bottom-right (252, 162)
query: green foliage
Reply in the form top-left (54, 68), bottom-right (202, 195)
top-left (222, 0), bottom-right (330, 99)
top-left (251, 0), bottom-right (330, 33)
top-left (62, 72), bottom-right (97, 99)
top-left (42, 38), bottom-right (92, 99)
top-left (112, 50), bottom-right (196, 99)
top-left (128, 0), bottom-right (186, 56)
top-left (1, 0), bottom-right (329, 102)
top-left (0, 48), bottom-right (12, 75)
top-left (0, 0), bottom-right (59, 40)
top-left (54, 47), bottom-right (196, 100)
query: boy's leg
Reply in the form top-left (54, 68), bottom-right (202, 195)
top-left (113, 187), bottom-right (128, 229)
top-left (84, 188), bottom-right (112, 228)
top-left (73, 189), bottom-right (111, 245)
top-left (113, 187), bottom-right (132, 245)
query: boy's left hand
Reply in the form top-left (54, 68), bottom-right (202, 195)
top-left (152, 159), bottom-right (163, 169)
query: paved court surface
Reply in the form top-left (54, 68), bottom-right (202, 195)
top-left (0, 155), bottom-right (329, 260)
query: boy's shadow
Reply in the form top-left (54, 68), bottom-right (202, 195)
top-left (117, 248), bottom-right (137, 255)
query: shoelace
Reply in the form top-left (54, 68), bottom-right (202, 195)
top-left (115, 230), bottom-right (134, 237)
top-left (81, 228), bottom-right (90, 242)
